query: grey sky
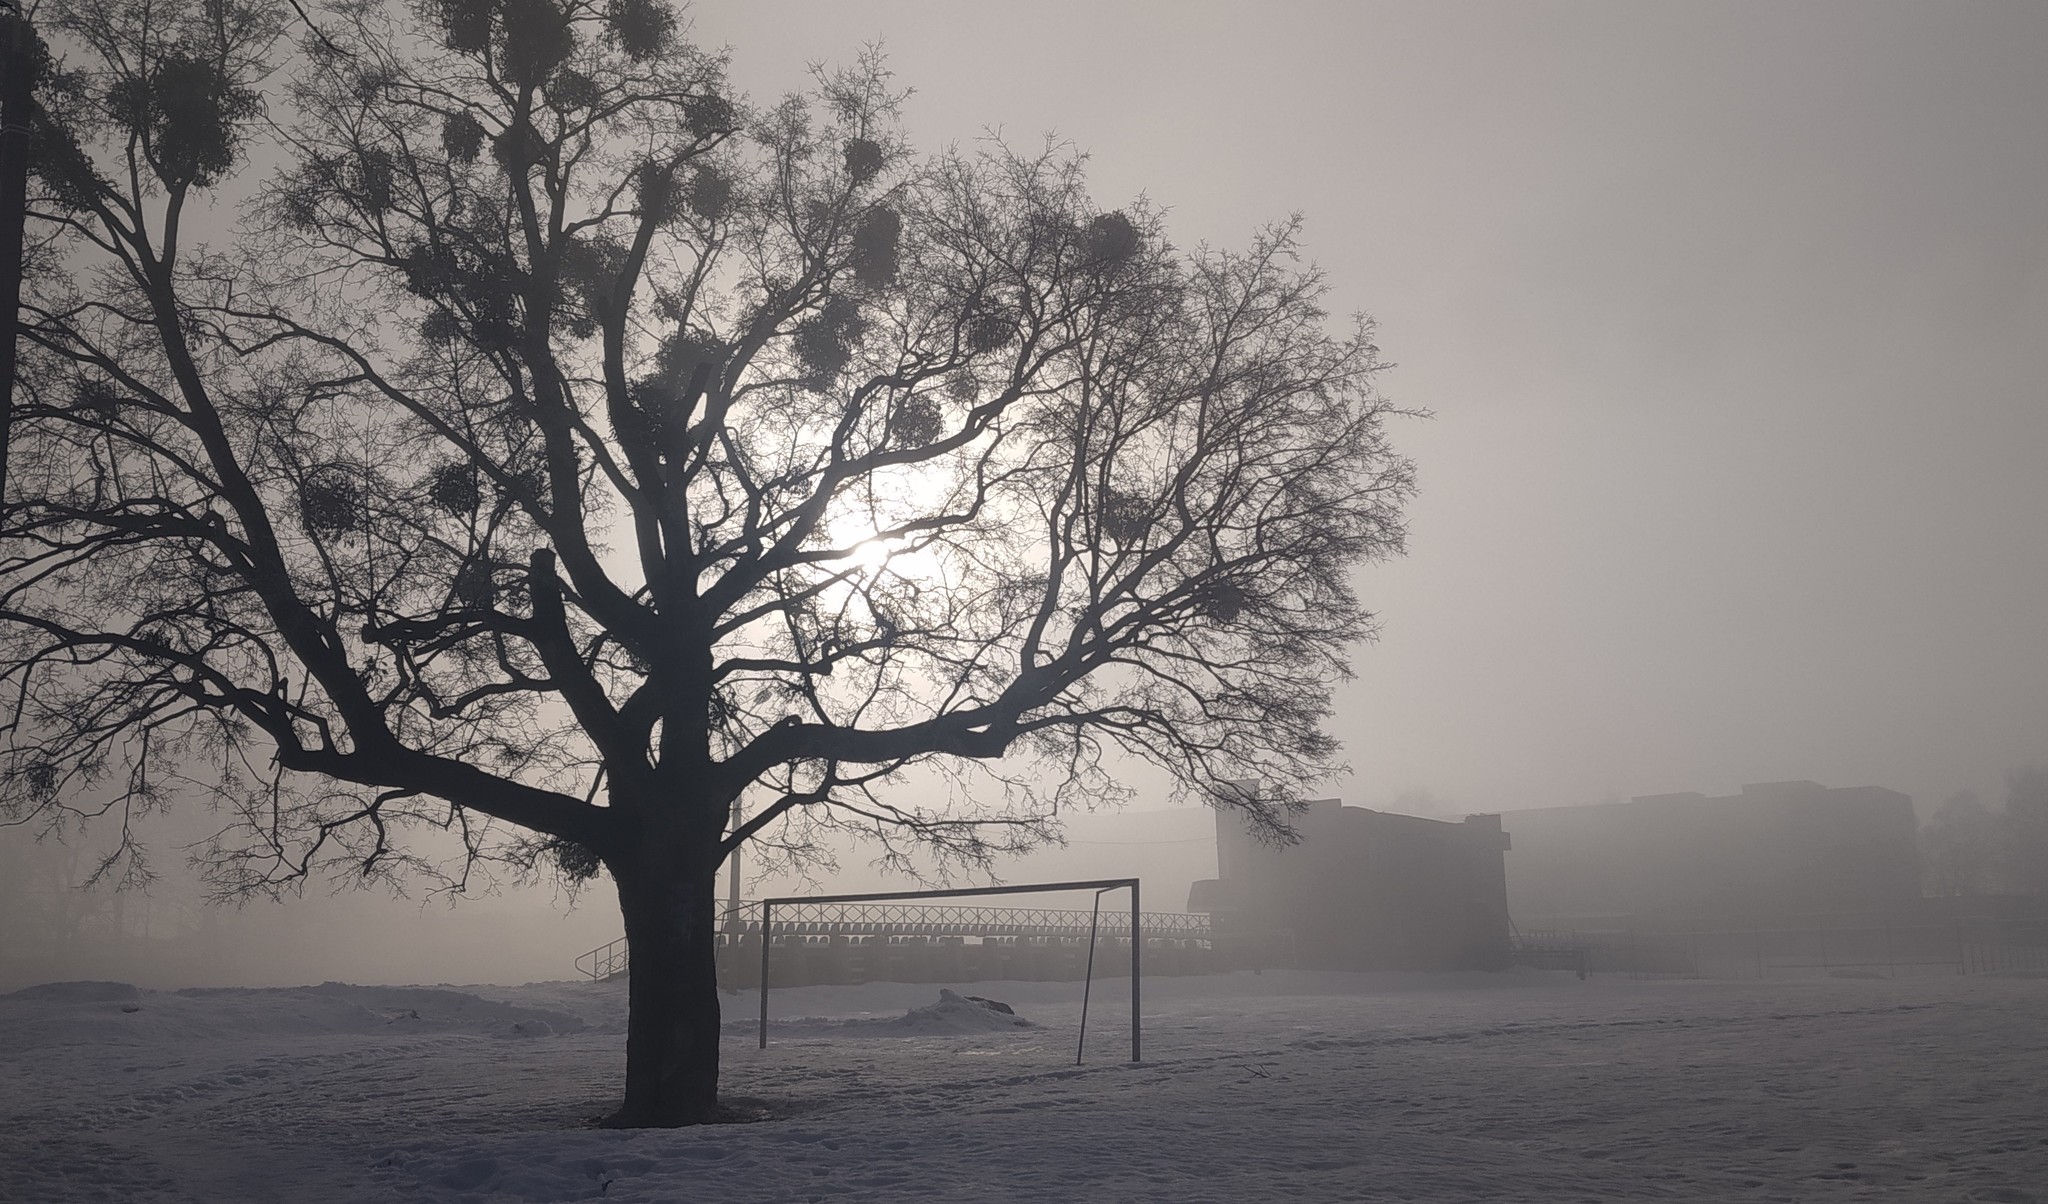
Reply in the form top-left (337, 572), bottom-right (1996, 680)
top-left (690, 1), bottom-right (2048, 816)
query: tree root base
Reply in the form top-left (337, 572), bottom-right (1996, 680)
top-left (593, 1098), bottom-right (778, 1129)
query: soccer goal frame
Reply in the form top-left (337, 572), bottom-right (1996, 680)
top-left (755, 878), bottom-right (1142, 1062)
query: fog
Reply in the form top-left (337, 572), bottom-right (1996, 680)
top-left (0, 812), bottom-right (622, 991)
top-left (685, 0), bottom-right (2048, 816)
top-left (8, 0), bottom-right (2048, 992)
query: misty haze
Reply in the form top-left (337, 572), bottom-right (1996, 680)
top-left (3, 1), bottom-right (2045, 1201)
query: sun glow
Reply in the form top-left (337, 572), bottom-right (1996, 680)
top-left (819, 461), bottom-right (962, 588)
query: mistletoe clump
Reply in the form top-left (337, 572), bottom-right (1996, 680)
top-left (792, 295), bottom-right (866, 387)
top-left (299, 467), bottom-right (365, 535)
top-left (1078, 211), bottom-right (1141, 271)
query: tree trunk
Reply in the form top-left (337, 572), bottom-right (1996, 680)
top-left (604, 845), bottom-right (724, 1127)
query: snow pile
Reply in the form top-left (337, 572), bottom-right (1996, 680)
top-left (729, 986), bottom-right (1044, 1038)
top-left (297, 983), bottom-right (586, 1036)
top-left (755, 987), bottom-right (1041, 1037)
top-left (0, 980), bottom-right (584, 1054)
top-left (882, 988), bottom-right (1037, 1034)
top-left (4, 980), bottom-right (143, 1004)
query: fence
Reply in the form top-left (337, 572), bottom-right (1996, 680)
top-left (716, 898), bottom-right (1210, 942)
top-left (574, 935), bottom-right (630, 981)
top-left (1514, 917), bottom-right (2048, 979)
top-left (575, 898), bottom-right (1215, 984)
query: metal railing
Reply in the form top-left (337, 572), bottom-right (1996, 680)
top-left (719, 898), bottom-right (1209, 941)
top-left (1510, 928), bottom-right (1591, 976)
top-left (573, 898), bottom-right (1213, 981)
top-left (574, 935), bottom-right (630, 981)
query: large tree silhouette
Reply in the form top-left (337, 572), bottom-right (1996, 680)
top-left (0, 0), bottom-right (1413, 1124)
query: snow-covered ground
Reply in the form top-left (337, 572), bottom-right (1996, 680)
top-left (3, 968), bottom-right (2045, 1202)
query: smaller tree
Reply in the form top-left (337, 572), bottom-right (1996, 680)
top-left (2003, 767), bottom-right (2048, 895)
top-left (1920, 789), bottom-right (2000, 897)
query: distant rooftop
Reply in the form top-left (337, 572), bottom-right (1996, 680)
top-left (1500, 780), bottom-right (1909, 816)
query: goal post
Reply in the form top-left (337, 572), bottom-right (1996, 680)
top-left (755, 878), bottom-right (1142, 1062)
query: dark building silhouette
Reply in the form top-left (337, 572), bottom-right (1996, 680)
top-left (1188, 797), bottom-right (1513, 971)
top-left (1498, 780), bottom-right (1920, 926)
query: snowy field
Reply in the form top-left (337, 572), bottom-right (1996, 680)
top-left (3, 969), bottom-right (2046, 1203)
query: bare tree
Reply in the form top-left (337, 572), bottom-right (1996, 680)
top-left (2005, 767), bottom-right (2048, 896)
top-left (1920, 789), bottom-right (2000, 897)
top-left (0, 0), bottom-right (1413, 1124)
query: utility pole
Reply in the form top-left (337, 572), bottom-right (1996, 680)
top-left (0, 0), bottom-right (35, 504)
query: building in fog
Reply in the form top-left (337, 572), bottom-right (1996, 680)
top-left (1186, 798), bottom-right (1513, 971)
top-left (1498, 780), bottom-right (1920, 927)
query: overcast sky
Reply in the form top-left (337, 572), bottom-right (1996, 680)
top-left (688, 0), bottom-right (2048, 817)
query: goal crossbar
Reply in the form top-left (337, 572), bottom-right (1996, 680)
top-left (756, 878), bottom-right (1142, 1061)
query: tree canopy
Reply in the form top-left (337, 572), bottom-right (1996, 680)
top-left (0, 0), bottom-right (1414, 1123)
